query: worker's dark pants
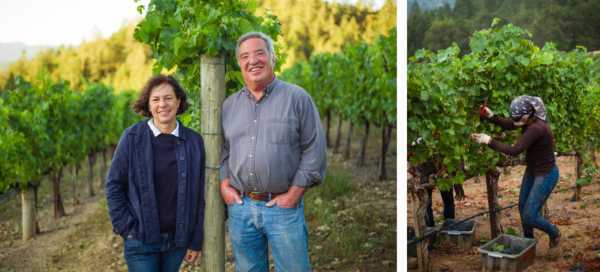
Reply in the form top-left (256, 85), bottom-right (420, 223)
top-left (425, 185), bottom-right (455, 227)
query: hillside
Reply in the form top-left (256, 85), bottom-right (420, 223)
top-left (1, 0), bottom-right (396, 92)
top-left (408, 0), bottom-right (456, 14)
top-left (0, 42), bottom-right (49, 69)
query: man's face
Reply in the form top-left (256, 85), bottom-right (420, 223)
top-left (148, 83), bottom-right (180, 125)
top-left (238, 37), bottom-right (274, 87)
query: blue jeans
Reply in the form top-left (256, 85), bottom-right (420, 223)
top-left (227, 196), bottom-right (311, 272)
top-left (123, 233), bottom-right (186, 272)
top-left (519, 165), bottom-right (560, 239)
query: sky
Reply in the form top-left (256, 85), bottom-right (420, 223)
top-left (0, 0), bottom-right (385, 47)
top-left (0, 0), bottom-right (148, 46)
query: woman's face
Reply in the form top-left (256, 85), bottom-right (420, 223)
top-left (148, 83), bottom-right (180, 125)
top-left (513, 114), bottom-right (530, 127)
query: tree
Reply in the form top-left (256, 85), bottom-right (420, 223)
top-left (423, 18), bottom-right (471, 53)
top-left (408, 3), bottom-right (432, 56)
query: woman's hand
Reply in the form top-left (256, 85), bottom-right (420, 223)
top-left (479, 105), bottom-right (494, 119)
top-left (185, 249), bottom-right (201, 264)
top-left (470, 133), bottom-right (491, 145)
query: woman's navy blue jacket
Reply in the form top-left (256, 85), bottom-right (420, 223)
top-left (106, 120), bottom-right (205, 250)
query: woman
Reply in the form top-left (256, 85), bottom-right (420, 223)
top-left (471, 95), bottom-right (560, 248)
top-left (106, 75), bottom-right (205, 271)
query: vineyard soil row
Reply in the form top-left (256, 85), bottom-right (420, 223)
top-left (408, 155), bottom-right (600, 271)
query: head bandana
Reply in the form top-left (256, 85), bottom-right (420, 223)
top-left (509, 95), bottom-right (547, 121)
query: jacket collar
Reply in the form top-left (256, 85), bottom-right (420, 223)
top-left (131, 119), bottom-right (188, 141)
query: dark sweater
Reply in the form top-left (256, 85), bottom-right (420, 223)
top-left (488, 116), bottom-right (556, 175)
top-left (152, 134), bottom-right (179, 234)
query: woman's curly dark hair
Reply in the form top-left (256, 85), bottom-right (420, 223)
top-left (133, 75), bottom-right (189, 117)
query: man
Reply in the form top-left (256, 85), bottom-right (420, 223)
top-left (220, 31), bottom-right (327, 272)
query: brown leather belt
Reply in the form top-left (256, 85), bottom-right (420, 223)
top-left (246, 191), bottom-right (283, 202)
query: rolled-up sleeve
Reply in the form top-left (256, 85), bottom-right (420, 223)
top-left (219, 138), bottom-right (231, 182)
top-left (219, 103), bottom-right (232, 182)
top-left (105, 129), bottom-right (131, 236)
top-left (292, 93), bottom-right (327, 188)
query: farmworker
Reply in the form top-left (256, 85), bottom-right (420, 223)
top-left (415, 160), bottom-right (465, 227)
top-left (471, 95), bottom-right (560, 248)
top-left (220, 31), bottom-right (327, 272)
top-left (106, 75), bottom-right (206, 271)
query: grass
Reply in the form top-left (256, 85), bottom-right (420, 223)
top-left (301, 116), bottom-right (396, 271)
top-left (304, 164), bottom-right (396, 271)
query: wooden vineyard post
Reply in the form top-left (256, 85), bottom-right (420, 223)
top-left (87, 153), bottom-right (95, 197)
top-left (485, 169), bottom-right (503, 238)
top-left (21, 185), bottom-right (35, 240)
top-left (572, 152), bottom-right (582, 201)
top-left (100, 149), bottom-right (108, 188)
top-left (51, 169), bottom-right (66, 218)
top-left (408, 176), bottom-right (431, 272)
top-left (333, 116), bottom-right (342, 153)
top-left (356, 121), bottom-right (370, 167)
top-left (73, 163), bottom-right (80, 205)
top-left (32, 182), bottom-right (40, 234)
top-left (199, 54), bottom-right (226, 272)
top-left (378, 125), bottom-right (393, 181)
top-left (344, 121), bottom-right (353, 159)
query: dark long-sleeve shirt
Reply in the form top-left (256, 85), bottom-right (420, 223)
top-left (220, 79), bottom-right (327, 194)
top-left (488, 116), bottom-right (556, 175)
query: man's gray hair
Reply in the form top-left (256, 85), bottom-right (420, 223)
top-left (236, 32), bottom-right (276, 66)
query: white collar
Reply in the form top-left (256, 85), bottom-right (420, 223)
top-left (147, 119), bottom-right (179, 137)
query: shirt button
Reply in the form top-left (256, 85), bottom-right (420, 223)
top-left (251, 136), bottom-right (255, 140)
top-left (249, 154), bottom-right (253, 158)
top-left (253, 119), bottom-right (257, 123)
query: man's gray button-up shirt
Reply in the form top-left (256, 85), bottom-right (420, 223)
top-left (219, 79), bottom-right (327, 194)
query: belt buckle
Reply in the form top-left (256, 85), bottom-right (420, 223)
top-left (248, 191), bottom-right (270, 201)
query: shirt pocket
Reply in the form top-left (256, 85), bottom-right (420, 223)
top-left (265, 118), bottom-right (297, 145)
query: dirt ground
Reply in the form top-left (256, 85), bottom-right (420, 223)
top-left (408, 156), bottom-right (600, 271)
